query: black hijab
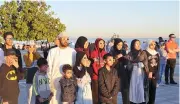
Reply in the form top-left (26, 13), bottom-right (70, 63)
top-left (130, 39), bottom-right (141, 59)
top-left (75, 36), bottom-right (88, 49)
top-left (112, 38), bottom-right (126, 56)
top-left (73, 51), bottom-right (86, 78)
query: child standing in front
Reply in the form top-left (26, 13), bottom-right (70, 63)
top-left (60, 64), bottom-right (77, 104)
top-left (98, 53), bottom-right (120, 104)
top-left (33, 58), bottom-right (53, 104)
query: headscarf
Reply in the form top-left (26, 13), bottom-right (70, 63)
top-left (112, 38), bottom-right (126, 56)
top-left (146, 40), bottom-right (158, 55)
top-left (75, 36), bottom-right (90, 57)
top-left (75, 36), bottom-right (88, 49)
top-left (130, 39), bottom-right (141, 59)
top-left (94, 38), bottom-right (105, 51)
top-left (73, 51), bottom-right (86, 78)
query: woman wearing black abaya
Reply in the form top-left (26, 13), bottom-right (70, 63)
top-left (110, 38), bottom-right (130, 104)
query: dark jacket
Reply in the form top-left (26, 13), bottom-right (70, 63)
top-left (0, 64), bottom-right (20, 104)
top-left (59, 76), bottom-right (77, 102)
top-left (145, 50), bottom-right (160, 80)
top-left (98, 66), bottom-right (119, 104)
top-left (26, 67), bottom-right (38, 84)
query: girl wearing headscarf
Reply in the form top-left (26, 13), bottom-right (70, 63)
top-left (126, 39), bottom-right (149, 104)
top-left (110, 38), bottom-right (129, 104)
top-left (75, 36), bottom-right (90, 58)
top-left (145, 40), bottom-right (160, 104)
top-left (90, 38), bottom-right (107, 104)
top-left (73, 51), bottom-right (93, 104)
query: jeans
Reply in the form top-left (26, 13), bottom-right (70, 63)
top-left (158, 64), bottom-right (166, 84)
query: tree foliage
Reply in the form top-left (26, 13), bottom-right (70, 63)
top-left (0, 0), bottom-right (66, 41)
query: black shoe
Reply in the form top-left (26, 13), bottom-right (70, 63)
top-left (170, 81), bottom-right (177, 84)
top-left (165, 82), bottom-right (169, 85)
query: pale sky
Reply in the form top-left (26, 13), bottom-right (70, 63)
top-left (0, 0), bottom-right (179, 38)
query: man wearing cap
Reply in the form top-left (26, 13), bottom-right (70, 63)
top-left (47, 32), bottom-right (76, 104)
top-left (165, 34), bottom-right (180, 84)
top-left (0, 49), bottom-right (21, 104)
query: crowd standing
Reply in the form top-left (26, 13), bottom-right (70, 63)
top-left (0, 32), bottom-right (179, 104)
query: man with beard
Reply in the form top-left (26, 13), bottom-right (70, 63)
top-left (47, 32), bottom-right (76, 104)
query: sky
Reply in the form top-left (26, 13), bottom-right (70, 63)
top-left (0, 0), bottom-right (179, 38)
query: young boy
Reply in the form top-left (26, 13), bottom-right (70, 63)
top-left (59, 64), bottom-right (77, 104)
top-left (0, 49), bottom-right (21, 104)
top-left (33, 58), bottom-right (53, 104)
top-left (98, 53), bottom-right (120, 104)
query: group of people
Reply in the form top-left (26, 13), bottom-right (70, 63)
top-left (0, 31), bottom-right (179, 104)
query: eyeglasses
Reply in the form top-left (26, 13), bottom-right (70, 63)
top-left (171, 37), bottom-right (176, 38)
top-left (6, 38), bottom-right (13, 41)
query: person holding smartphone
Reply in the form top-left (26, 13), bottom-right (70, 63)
top-left (23, 40), bottom-right (41, 104)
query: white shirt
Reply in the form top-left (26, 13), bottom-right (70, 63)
top-left (47, 47), bottom-right (76, 90)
